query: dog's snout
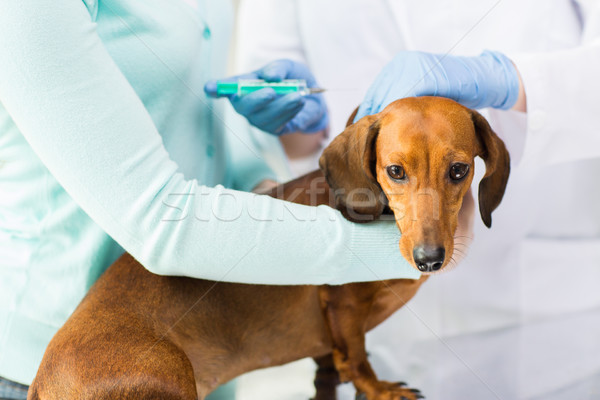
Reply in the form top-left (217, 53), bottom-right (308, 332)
top-left (413, 246), bottom-right (445, 272)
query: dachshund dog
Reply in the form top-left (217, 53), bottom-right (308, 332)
top-left (28, 97), bottom-right (509, 400)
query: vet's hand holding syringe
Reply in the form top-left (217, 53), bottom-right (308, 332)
top-left (205, 59), bottom-right (328, 135)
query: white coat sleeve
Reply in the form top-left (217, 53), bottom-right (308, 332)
top-left (509, 3), bottom-right (600, 168)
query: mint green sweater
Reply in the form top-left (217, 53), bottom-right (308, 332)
top-left (0, 0), bottom-right (419, 384)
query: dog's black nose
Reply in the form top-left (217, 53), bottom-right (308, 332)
top-left (413, 246), bottom-right (445, 272)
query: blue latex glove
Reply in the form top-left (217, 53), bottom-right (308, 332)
top-left (205, 60), bottom-right (328, 136)
top-left (355, 50), bottom-right (520, 121)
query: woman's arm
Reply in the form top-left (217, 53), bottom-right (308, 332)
top-left (0, 0), bottom-right (419, 285)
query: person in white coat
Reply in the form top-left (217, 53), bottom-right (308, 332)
top-left (232, 0), bottom-right (600, 398)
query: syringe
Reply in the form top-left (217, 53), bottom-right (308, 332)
top-left (216, 79), bottom-right (326, 96)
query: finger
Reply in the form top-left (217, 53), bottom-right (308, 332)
top-left (230, 88), bottom-right (277, 115)
top-left (254, 93), bottom-right (305, 134)
top-left (262, 97), bottom-right (304, 135)
top-left (257, 59), bottom-right (294, 82)
top-left (203, 80), bottom-right (219, 98)
top-left (367, 77), bottom-right (395, 113)
top-left (355, 66), bottom-right (402, 121)
top-left (355, 82), bottom-right (395, 122)
top-left (284, 97), bottom-right (328, 133)
top-left (354, 101), bottom-right (372, 122)
top-left (261, 60), bottom-right (317, 87)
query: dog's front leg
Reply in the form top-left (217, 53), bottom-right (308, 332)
top-left (312, 354), bottom-right (340, 400)
top-left (319, 285), bottom-right (423, 400)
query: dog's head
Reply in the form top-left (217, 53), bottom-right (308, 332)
top-left (319, 97), bottom-right (510, 274)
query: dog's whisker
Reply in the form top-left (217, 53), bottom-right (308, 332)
top-left (449, 257), bottom-right (459, 269)
top-left (453, 235), bottom-right (474, 240)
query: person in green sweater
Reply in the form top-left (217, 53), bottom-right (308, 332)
top-left (0, 1), bottom-right (445, 398)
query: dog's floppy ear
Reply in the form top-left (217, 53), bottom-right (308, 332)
top-left (319, 112), bottom-right (385, 221)
top-left (471, 110), bottom-right (510, 228)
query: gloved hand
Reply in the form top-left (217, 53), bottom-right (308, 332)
top-left (204, 59), bottom-right (328, 136)
top-left (355, 50), bottom-right (520, 121)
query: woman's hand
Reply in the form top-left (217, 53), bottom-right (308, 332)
top-left (205, 59), bottom-right (328, 136)
top-left (355, 50), bottom-right (521, 121)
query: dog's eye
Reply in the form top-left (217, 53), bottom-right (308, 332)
top-left (386, 165), bottom-right (406, 181)
top-left (449, 163), bottom-right (469, 181)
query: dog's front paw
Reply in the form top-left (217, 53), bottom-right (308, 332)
top-left (355, 381), bottom-right (424, 400)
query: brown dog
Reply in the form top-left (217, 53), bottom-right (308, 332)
top-left (28, 97), bottom-right (509, 400)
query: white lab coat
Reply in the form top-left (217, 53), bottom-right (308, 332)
top-left (234, 1), bottom-right (600, 398)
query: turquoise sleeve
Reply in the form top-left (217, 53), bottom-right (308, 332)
top-left (222, 103), bottom-right (278, 192)
top-left (0, 1), bottom-right (420, 284)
